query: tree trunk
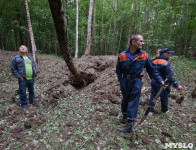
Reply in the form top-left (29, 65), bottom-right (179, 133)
top-left (0, 30), bottom-right (2, 49)
top-left (149, 0), bottom-right (154, 33)
top-left (25, 0), bottom-right (37, 64)
top-left (174, 34), bottom-right (180, 56)
top-left (191, 46), bottom-right (196, 57)
top-left (183, 1), bottom-right (189, 56)
top-left (92, 0), bottom-right (96, 56)
top-left (178, 0), bottom-right (185, 55)
top-left (0, 0), bottom-right (7, 17)
top-left (10, 14), bottom-right (17, 51)
top-left (48, 0), bottom-right (96, 86)
top-left (17, 11), bottom-right (24, 46)
top-left (106, 21), bottom-right (111, 55)
top-left (190, 34), bottom-right (195, 56)
top-left (146, 0), bottom-right (155, 50)
top-left (165, 0), bottom-right (176, 40)
top-left (117, 18), bottom-right (124, 54)
top-left (134, 0), bottom-right (140, 34)
top-left (84, 0), bottom-right (93, 55)
top-left (100, 1), bottom-right (104, 55)
top-left (141, 0), bottom-right (148, 35)
top-left (127, 0), bottom-right (134, 47)
top-left (75, 0), bottom-right (79, 58)
top-left (112, 0), bottom-right (118, 55)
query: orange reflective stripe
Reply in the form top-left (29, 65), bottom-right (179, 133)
top-left (153, 59), bottom-right (168, 65)
top-left (119, 53), bottom-right (129, 61)
top-left (133, 52), bottom-right (148, 61)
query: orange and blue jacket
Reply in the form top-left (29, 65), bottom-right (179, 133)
top-left (152, 56), bottom-right (179, 87)
top-left (116, 47), bottom-right (163, 83)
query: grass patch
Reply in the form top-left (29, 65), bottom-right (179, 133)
top-left (171, 56), bottom-right (196, 82)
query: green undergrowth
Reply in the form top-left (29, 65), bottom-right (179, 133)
top-left (171, 56), bottom-right (196, 83)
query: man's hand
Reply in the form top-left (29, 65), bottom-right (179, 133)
top-left (160, 81), bottom-right (168, 88)
top-left (19, 77), bottom-right (24, 81)
top-left (177, 85), bottom-right (183, 90)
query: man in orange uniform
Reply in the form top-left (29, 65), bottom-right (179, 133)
top-left (115, 35), bottom-right (164, 132)
top-left (149, 48), bottom-right (183, 114)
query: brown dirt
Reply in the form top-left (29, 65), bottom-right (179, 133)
top-left (0, 50), bottom-right (195, 149)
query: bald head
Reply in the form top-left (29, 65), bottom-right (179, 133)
top-left (130, 35), bottom-right (143, 46)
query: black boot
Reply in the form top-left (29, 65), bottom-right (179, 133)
top-left (117, 121), bottom-right (133, 133)
top-left (114, 115), bottom-right (128, 124)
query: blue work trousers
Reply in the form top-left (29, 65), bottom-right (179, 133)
top-left (18, 79), bottom-right (34, 108)
top-left (149, 79), bottom-right (171, 113)
top-left (120, 78), bottom-right (142, 122)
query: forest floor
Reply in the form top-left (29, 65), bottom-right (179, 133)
top-left (0, 50), bottom-right (196, 150)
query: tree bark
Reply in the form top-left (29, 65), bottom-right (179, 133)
top-left (178, 0), bottom-right (185, 55)
top-left (112, 0), bottom-right (118, 55)
top-left (10, 14), bottom-right (17, 51)
top-left (84, 0), bottom-right (93, 55)
top-left (75, 0), bottom-right (79, 58)
top-left (25, 0), bottom-right (37, 63)
top-left (146, 0), bottom-right (155, 50)
top-left (190, 34), bottom-right (195, 57)
top-left (48, 0), bottom-right (96, 85)
top-left (134, 0), bottom-right (140, 34)
top-left (174, 34), bottom-right (180, 56)
top-left (183, 1), bottom-right (189, 56)
top-left (17, 10), bottom-right (24, 46)
top-left (92, 0), bottom-right (96, 56)
top-left (127, 0), bottom-right (134, 47)
top-left (105, 21), bottom-right (111, 55)
top-left (117, 18), bottom-right (124, 54)
top-left (141, 0), bottom-right (148, 35)
top-left (100, 1), bottom-right (104, 55)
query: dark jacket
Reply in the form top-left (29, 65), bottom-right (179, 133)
top-left (116, 47), bottom-right (163, 89)
top-left (11, 54), bottom-right (37, 79)
top-left (152, 56), bottom-right (179, 87)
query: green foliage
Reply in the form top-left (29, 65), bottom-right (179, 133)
top-left (171, 56), bottom-right (196, 82)
top-left (0, 0), bottom-right (195, 57)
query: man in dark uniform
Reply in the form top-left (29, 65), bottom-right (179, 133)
top-left (149, 48), bottom-right (183, 114)
top-left (115, 34), bottom-right (164, 132)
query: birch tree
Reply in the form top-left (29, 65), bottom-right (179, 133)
top-left (92, 0), bottom-right (96, 56)
top-left (25, 0), bottom-right (37, 63)
top-left (75, 0), bottom-right (79, 58)
top-left (141, 0), bottom-right (148, 35)
top-left (134, 0), bottom-right (141, 34)
top-left (100, 1), bottom-right (104, 54)
top-left (117, 17), bottom-right (124, 54)
top-left (84, 0), bottom-right (93, 55)
top-left (127, 0), bottom-right (134, 47)
top-left (112, 0), bottom-right (118, 55)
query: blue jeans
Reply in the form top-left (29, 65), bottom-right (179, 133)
top-left (120, 78), bottom-right (142, 122)
top-left (18, 79), bottom-right (34, 108)
top-left (149, 79), bottom-right (171, 113)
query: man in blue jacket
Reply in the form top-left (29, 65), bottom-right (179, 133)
top-left (149, 48), bottom-right (183, 114)
top-left (11, 45), bottom-right (37, 108)
top-left (115, 34), bottom-right (164, 132)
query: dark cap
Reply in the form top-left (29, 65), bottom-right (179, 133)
top-left (159, 48), bottom-right (174, 54)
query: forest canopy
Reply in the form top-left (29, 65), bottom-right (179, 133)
top-left (0, 0), bottom-right (195, 57)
